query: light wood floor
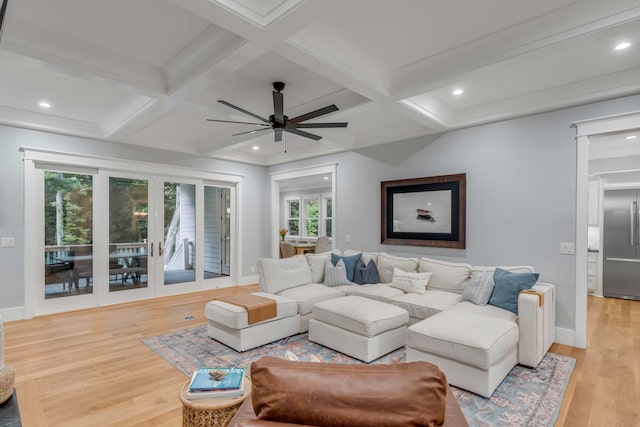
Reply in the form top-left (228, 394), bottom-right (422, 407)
top-left (3, 289), bottom-right (639, 426)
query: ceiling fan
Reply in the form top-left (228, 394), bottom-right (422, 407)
top-left (207, 82), bottom-right (348, 142)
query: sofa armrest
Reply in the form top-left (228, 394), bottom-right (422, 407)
top-left (517, 282), bottom-right (555, 368)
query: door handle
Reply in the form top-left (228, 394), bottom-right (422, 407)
top-left (632, 201), bottom-right (637, 246)
top-left (150, 242), bottom-right (154, 257)
top-left (159, 242), bottom-right (164, 256)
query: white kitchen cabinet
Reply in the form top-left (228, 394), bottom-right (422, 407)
top-left (588, 181), bottom-right (599, 225)
top-left (587, 251), bottom-right (598, 291)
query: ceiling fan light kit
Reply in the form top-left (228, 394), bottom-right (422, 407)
top-left (207, 82), bottom-right (348, 142)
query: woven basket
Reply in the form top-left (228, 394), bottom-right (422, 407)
top-left (0, 364), bottom-right (15, 403)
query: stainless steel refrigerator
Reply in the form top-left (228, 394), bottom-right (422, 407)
top-left (603, 189), bottom-right (640, 300)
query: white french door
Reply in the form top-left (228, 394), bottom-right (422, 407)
top-left (24, 149), bottom-right (242, 317)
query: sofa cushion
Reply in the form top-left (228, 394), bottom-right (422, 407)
top-left (344, 249), bottom-right (378, 266)
top-left (389, 267), bottom-right (432, 294)
top-left (462, 271), bottom-right (495, 305)
top-left (258, 255), bottom-right (312, 294)
top-left (313, 296), bottom-right (409, 337)
top-left (353, 259), bottom-right (380, 285)
top-left (488, 268), bottom-right (539, 314)
top-left (377, 253), bottom-right (418, 283)
top-left (250, 357), bottom-right (447, 427)
top-left (324, 259), bottom-right (351, 287)
top-left (406, 310), bottom-right (519, 370)
top-left (205, 292), bottom-right (298, 329)
top-left (418, 257), bottom-right (472, 294)
top-left (277, 284), bottom-right (344, 315)
top-left (345, 283), bottom-right (404, 302)
top-left (447, 301), bottom-right (517, 323)
top-left (305, 250), bottom-right (340, 283)
top-left (389, 290), bottom-right (462, 320)
top-left (331, 252), bottom-right (362, 282)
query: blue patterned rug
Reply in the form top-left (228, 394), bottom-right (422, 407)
top-left (142, 326), bottom-right (574, 427)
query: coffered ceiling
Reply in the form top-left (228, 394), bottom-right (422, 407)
top-left (1, 0), bottom-right (639, 165)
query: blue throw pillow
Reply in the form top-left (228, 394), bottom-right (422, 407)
top-left (331, 252), bottom-right (362, 282)
top-left (488, 268), bottom-right (539, 315)
top-left (353, 259), bottom-right (380, 285)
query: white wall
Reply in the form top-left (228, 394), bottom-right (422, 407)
top-left (268, 93), bottom-right (640, 336)
top-left (0, 125), bottom-right (270, 314)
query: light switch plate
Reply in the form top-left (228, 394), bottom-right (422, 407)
top-left (560, 243), bottom-right (575, 255)
top-left (1, 237), bottom-right (16, 247)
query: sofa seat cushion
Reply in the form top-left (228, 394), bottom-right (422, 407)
top-left (407, 310), bottom-right (518, 370)
top-left (313, 296), bottom-right (409, 337)
top-left (277, 284), bottom-right (345, 315)
top-left (447, 301), bottom-right (517, 323)
top-left (389, 290), bottom-right (462, 320)
top-left (258, 255), bottom-right (312, 294)
top-left (205, 292), bottom-right (298, 329)
top-left (345, 284), bottom-right (404, 302)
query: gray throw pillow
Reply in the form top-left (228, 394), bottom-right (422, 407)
top-left (462, 271), bottom-right (495, 305)
top-left (324, 259), bottom-right (350, 286)
top-left (353, 259), bottom-right (380, 285)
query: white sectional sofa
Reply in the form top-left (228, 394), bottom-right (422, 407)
top-left (210, 249), bottom-right (555, 397)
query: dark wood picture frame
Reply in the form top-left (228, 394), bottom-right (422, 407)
top-left (381, 173), bottom-right (466, 249)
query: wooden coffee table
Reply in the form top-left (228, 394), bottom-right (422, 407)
top-left (179, 376), bottom-right (251, 427)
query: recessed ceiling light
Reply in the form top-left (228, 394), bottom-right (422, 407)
top-left (452, 89), bottom-right (464, 96)
top-left (323, 176), bottom-right (329, 180)
top-left (615, 42), bottom-right (631, 50)
top-left (626, 135), bottom-right (637, 140)
top-left (38, 101), bottom-right (51, 109)
top-left (252, 145), bottom-right (260, 150)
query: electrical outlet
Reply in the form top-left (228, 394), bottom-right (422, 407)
top-left (250, 265), bottom-right (256, 273)
top-left (346, 235), bottom-right (351, 244)
top-left (1, 237), bottom-right (15, 247)
top-left (560, 243), bottom-right (575, 255)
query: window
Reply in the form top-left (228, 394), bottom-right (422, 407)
top-left (284, 193), bottom-right (332, 239)
top-left (285, 198), bottom-right (300, 236)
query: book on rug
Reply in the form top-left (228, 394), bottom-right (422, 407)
top-left (187, 367), bottom-right (245, 400)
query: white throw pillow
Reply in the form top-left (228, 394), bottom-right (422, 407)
top-left (377, 253), bottom-right (419, 283)
top-left (389, 267), bottom-right (432, 294)
top-left (324, 259), bottom-right (351, 287)
top-left (462, 271), bottom-right (495, 305)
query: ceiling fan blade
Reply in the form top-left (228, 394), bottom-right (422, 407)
top-left (288, 105), bottom-right (339, 124)
top-left (273, 91), bottom-right (284, 123)
top-left (206, 119), bottom-right (270, 126)
top-left (285, 128), bottom-right (323, 141)
top-left (218, 100), bottom-right (271, 124)
top-left (231, 128), bottom-right (271, 137)
top-left (274, 128), bottom-right (283, 142)
top-left (293, 122), bottom-right (348, 128)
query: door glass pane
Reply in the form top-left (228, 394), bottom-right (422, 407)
top-left (164, 182), bottom-right (196, 285)
top-left (109, 177), bottom-right (148, 292)
top-left (44, 172), bottom-right (93, 299)
top-left (325, 197), bottom-right (332, 238)
top-left (204, 186), bottom-right (231, 279)
top-left (304, 199), bottom-right (319, 237)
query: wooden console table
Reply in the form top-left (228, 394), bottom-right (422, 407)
top-left (179, 377), bottom-right (251, 427)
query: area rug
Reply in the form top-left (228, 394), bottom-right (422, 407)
top-left (143, 326), bottom-right (574, 427)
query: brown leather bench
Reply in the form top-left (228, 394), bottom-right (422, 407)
top-left (229, 356), bottom-right (469, 427)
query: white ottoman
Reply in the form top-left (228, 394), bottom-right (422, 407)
top-left (406, 310), bottom-right (518, 397)
top-left (206, 292), bottom-right (300, 352)
top-left (309, 295), bottom-right (409, 362)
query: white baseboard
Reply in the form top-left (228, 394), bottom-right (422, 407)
top-left (554, 327), bottom-right (578, 348)
top-left (0, 306), bottom-right (25, 322)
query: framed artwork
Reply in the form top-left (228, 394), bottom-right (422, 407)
top-left (381, 173), bottom-right (466, 248)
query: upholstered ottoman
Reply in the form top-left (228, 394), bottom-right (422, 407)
top-left (309, 295), bottom-right (409, 362)
top-left (406, 309), bottom-right (518, 397)
top-left (206, 292), bottom-right (300, 352)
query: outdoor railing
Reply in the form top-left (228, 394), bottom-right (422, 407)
top-left (44, 243), bottom-right (146, 264)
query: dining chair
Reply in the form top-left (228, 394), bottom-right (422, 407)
top-left (314, 236), bottom-right (331, 254)
top-left (279, 242), bottom-right (296, 258)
